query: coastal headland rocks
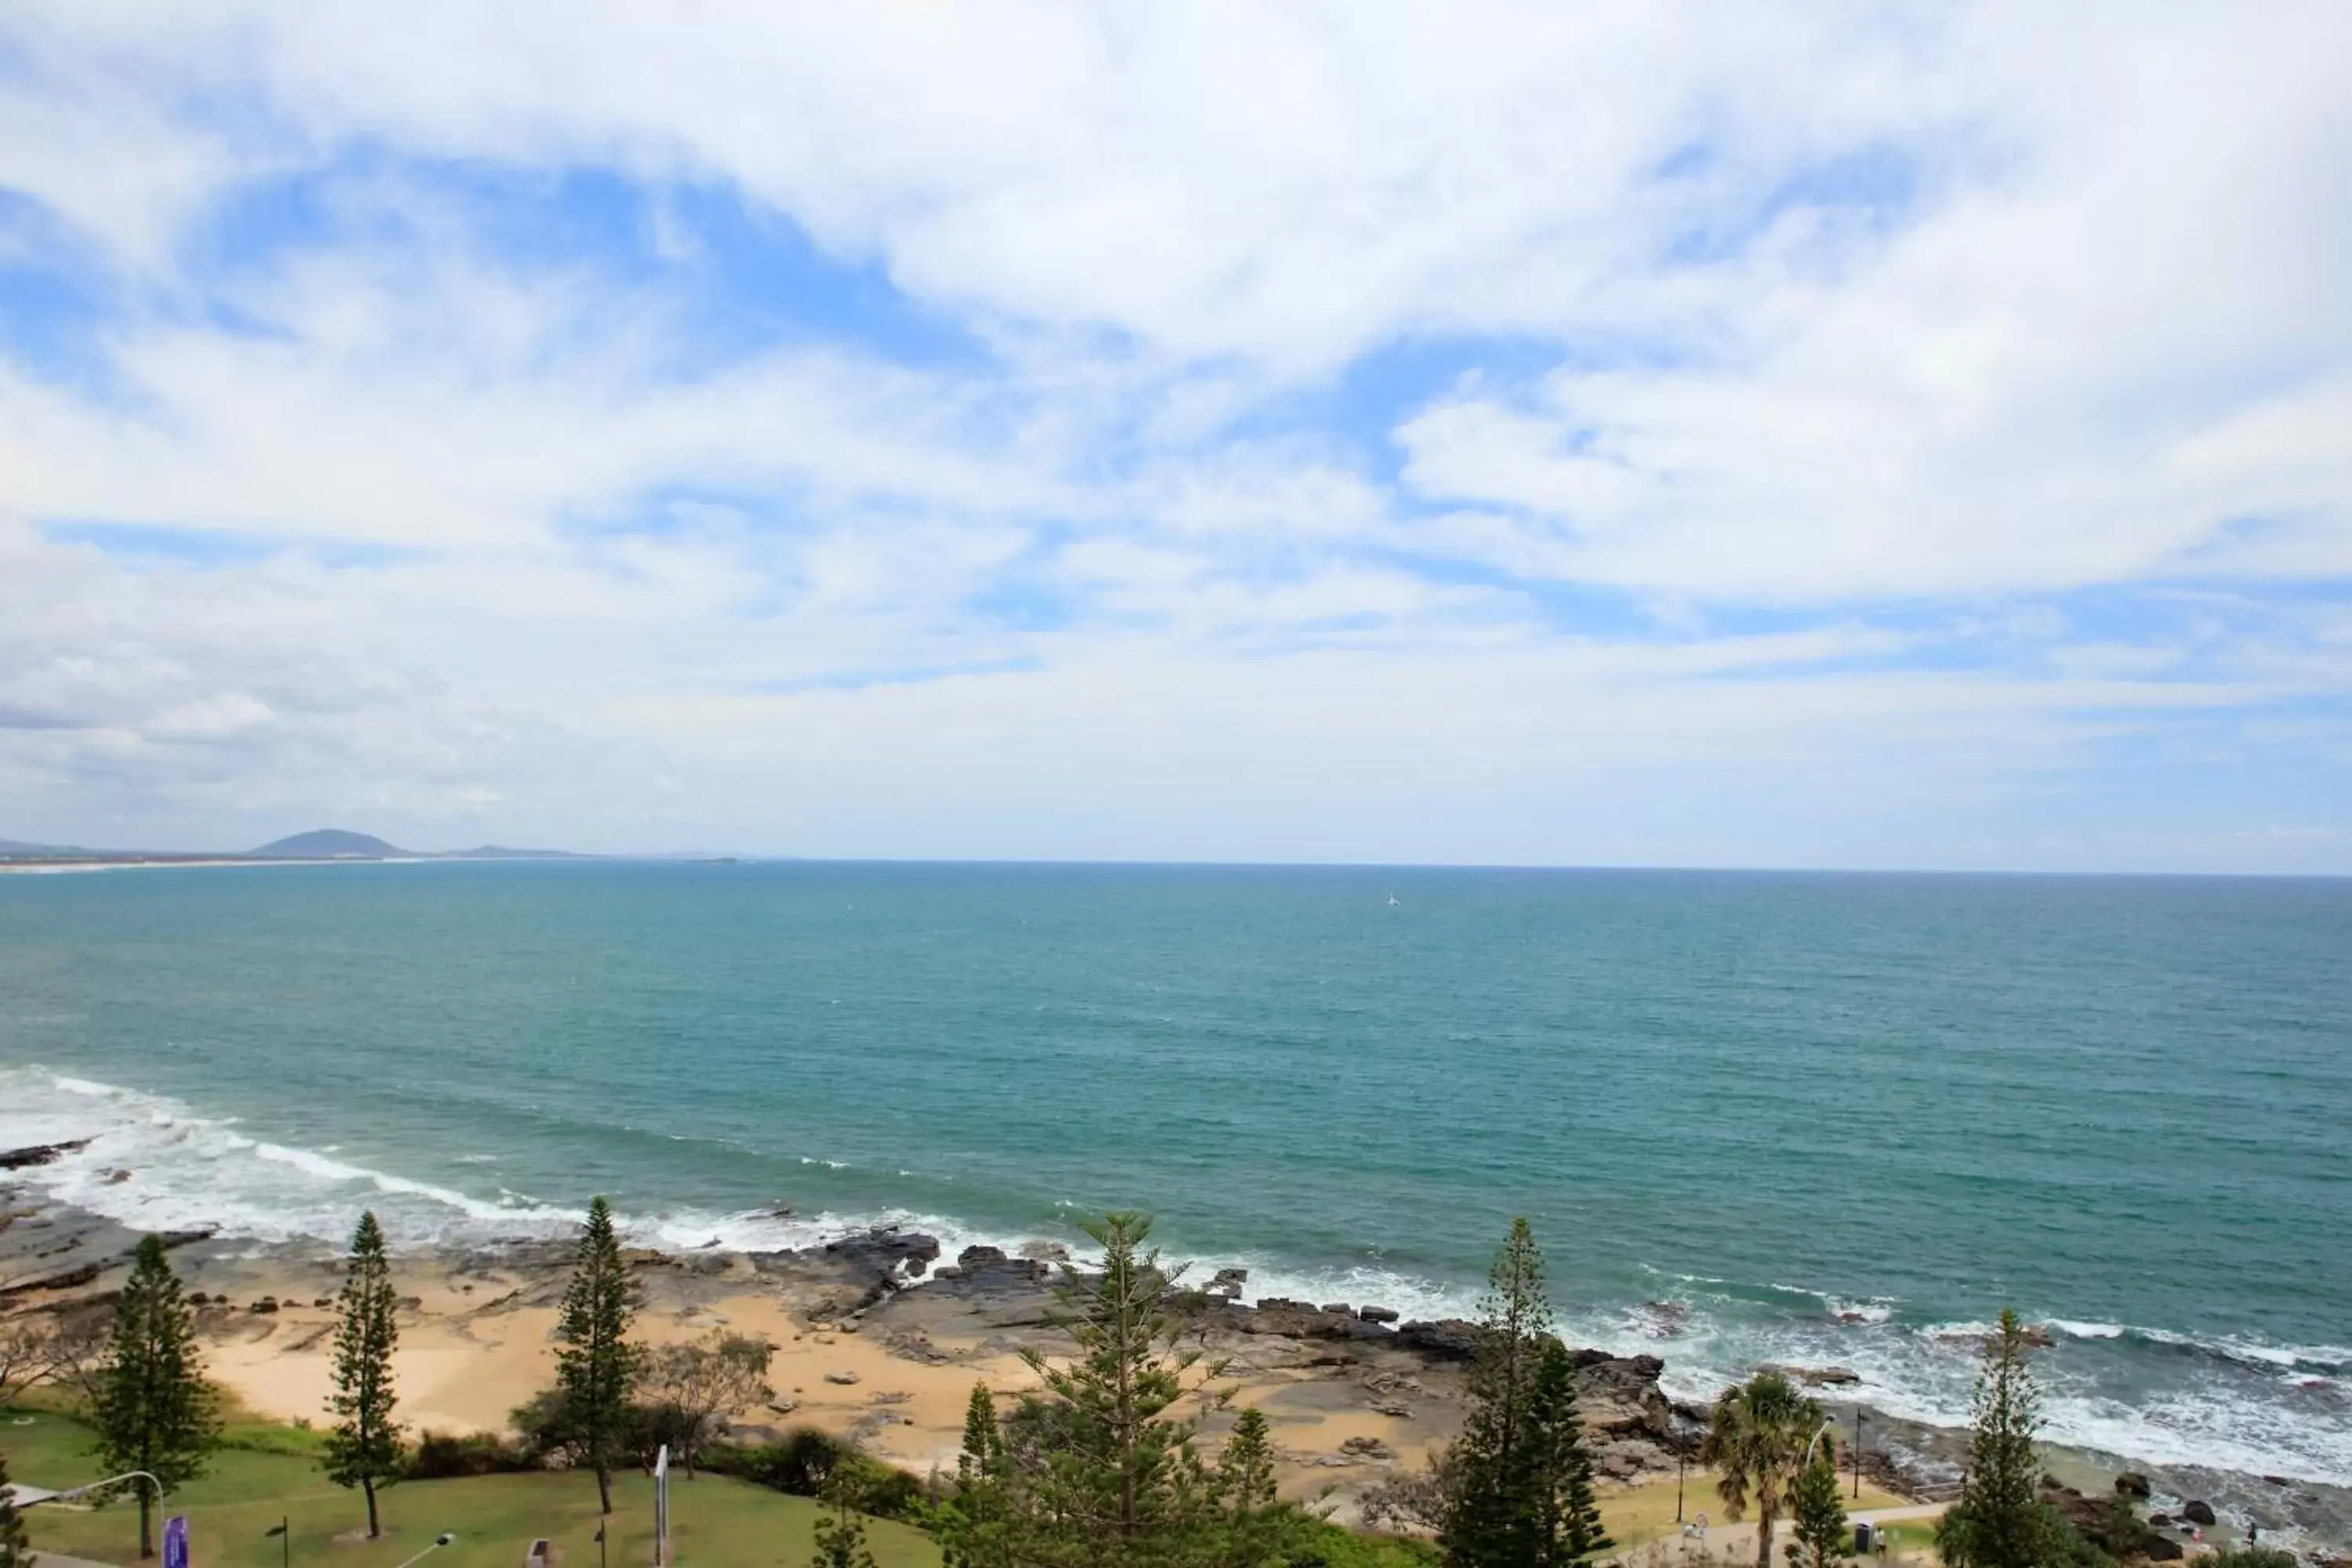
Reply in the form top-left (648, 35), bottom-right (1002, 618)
top-left (6, 1176), bottom-right (2349, 1555)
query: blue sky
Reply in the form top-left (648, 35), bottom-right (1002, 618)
top-left (1, 2), bottom-right (2348, 869)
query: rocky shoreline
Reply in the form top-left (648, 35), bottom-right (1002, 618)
top-left (5, 1149), bottom-right (2348, 1555)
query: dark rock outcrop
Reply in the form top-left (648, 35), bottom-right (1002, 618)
top-left (1396, 1318), bottom-right (1481, 1361)
top-left (1236, 1299), bottom-right (1391, 1342)
top-left (1358, 1305), bottom-right (1399, 1324)
top-left (822, 1227), bottom-right (942, 1279)
top-left (0, 1261), bottom-right (102, 1298)
top-left (2182, 1501), bottom-right (2217, 1526)
top-left (0, 1139), bottom-right (92, 1170)
top-left (1575, 1353), bottom-right (1674, 1439)
top-left (2116, 1472), bottom-right (2153, 1499)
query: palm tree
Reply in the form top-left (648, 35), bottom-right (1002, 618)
top-left (1699, 1370), bottom-right (1824, 1568)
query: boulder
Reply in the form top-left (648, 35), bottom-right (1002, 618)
top-left (251, 1297), bottom-right (280, 1313)
top-left (2142, 1534), bottom-right (2185, 1562)
top-left (1337, 1436), bottom-right (1393, 1461)
top-left (2181, 1501), bottom-right (2216, 1526)
top-left (1320, 1303), bottom-right (1354, 1317)
top-left (2115, 1472), bottom-right (2152, 1500)
top-left (1017, 1240), bottom-right (1071, 1263)
top-left (1575, 1353), bottom-right (1673, 1439)
top-left (1638, 1300), bottom-right (1693, 1335)
top-left (823, 1227), bottom-right (942, 1279)
top-left (1358, 1305), bottom-right (1400, 1324)
top-left (1397, 1319), bottom-right (1482, 1362)
top-left (1207, 1268), bottom-right (1249, 1297)
top-left (823, 1370), bottom-right (861, 1386)
top-left (0, 1138), bottom-right (93, 1170)
top-left (956, 1245), bottom-right (1009, 1269)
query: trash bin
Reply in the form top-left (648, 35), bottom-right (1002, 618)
top-left (1855, 1523), bottom-right (1877, 1555)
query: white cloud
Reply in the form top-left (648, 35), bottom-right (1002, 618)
top-left (0, 0), bottom-right (2347, 865)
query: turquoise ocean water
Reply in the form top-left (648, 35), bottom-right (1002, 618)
top-left (2, 862), bottom-right (2347, 1480)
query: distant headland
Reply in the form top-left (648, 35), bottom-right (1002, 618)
top-left (0, 827), bottom-right (742, 869)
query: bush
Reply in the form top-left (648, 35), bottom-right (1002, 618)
top-left (1283, 1521), bottom-right (1441, 1567)
top-left (701, 1428), bottom-right (852, 1495)
top-left (405, 1429), bottom-right (539, 1479)
top-left (699, 1429), bottom-right (924, 1521)
top-left (2201, 1550), bottom-right (2296, 1568)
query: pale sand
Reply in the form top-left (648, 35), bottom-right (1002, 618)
top-left (195, 1266), bottom-right (1406, 1494)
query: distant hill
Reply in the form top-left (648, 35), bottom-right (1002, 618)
top-left (442, 845), bottom-right (588, 860)
top-left (2, 828), bottom-right (597, 864)
top-left (249, 829), bottom-right (411, 859)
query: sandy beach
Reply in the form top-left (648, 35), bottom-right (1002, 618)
top-left (9, 1174), bottom-right (2349, 1555)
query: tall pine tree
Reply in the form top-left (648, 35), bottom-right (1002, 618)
top-left (1012, 1211), bottom-right (1223, 1568)
top-left (1439, 1217), bottom-right (1555, 1568)
top-left (1522, 1339), bottom-right (1612, 1568)
top-left (93, 1235), bottom-right (221, 1559)
top-left (1215, 1407), bottom-right (1293, 1568)
top-left (554, 1196), bottom-right (641, 1515)
top-left (1784, 1441), bottom-right (1853, 1568)
top-left (941, 1382), bottom-right (1014, 1568)
top-left (811, 1471), bottom-right (880, 1568)
top-left (324, 1210), bottom-right (404, 1537)
top-left (1936, 1310), bottom-right (2063, 1568)
top-left (0, 1446), bottom-right (32, 1568)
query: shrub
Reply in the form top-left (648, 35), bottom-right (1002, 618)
top-left (405, 1429), bottom-right (538, 1479)
top-left (2201, 1549), bottom-right (2296, 1568)
top-left (699, 1429), bottom-right (924, 1521)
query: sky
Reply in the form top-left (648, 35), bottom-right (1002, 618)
top-left (2, 2), bottom-right (2349, 872)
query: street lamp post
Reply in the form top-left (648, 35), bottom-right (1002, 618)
top-left (394, 1532), bottom-right (457, 1568)
top-left (1853, 1410), bottom-right (1866, 1500)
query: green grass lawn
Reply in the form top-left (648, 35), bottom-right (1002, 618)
top-left (2, 1406), bottom-right (940, 1568)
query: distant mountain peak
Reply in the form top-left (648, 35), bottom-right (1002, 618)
top-left (248, 829), bottom-right (409, 859)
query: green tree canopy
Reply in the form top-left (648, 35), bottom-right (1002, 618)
top-left (554, 1196), bottom-right (641, 1515)
top-left (1435, 1219), bottom-right (1613, 1568)
top-left (1010, 1212), bottom-right (1225, 1567)
top-left (93, 1234), bottom-right (222, 1559)
top-left (0, 1445), bottom-right (33, 1568)
top-left (1784, 1440), bottom-right (1852, 1568)
top-left (1522, 1338), bottom-right (1611, 1568)
top-left (1700, 1370), bottom-right (1824, 1568)
top-left (1937, 1310), bottom-right (2065, 1568)
top-left (323, 1210), bottom-right (405, 1537)
top-left (940, 1382), bottom-right (1014, 1568)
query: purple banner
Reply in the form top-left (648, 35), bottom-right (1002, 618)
top-left (163, 1513), bottom-right (190, 1568)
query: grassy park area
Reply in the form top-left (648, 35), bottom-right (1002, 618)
top-left (1595, 1468), bottom-right (1915, 1551)
top-left (2, 1405), bottom-right (942, 1568)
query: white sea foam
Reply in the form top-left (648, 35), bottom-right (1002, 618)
top-left (5, 1062), bottom-right (2347, 1486)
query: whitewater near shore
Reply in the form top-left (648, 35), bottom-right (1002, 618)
top-left (5, 1163), bottom-right (2350, 1557)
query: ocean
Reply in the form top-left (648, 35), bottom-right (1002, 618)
top-left (2, 862), bottom-right (2347, 1483)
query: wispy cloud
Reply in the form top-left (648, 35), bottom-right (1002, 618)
top-left (0, 0), bottom-right (2347, 868)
